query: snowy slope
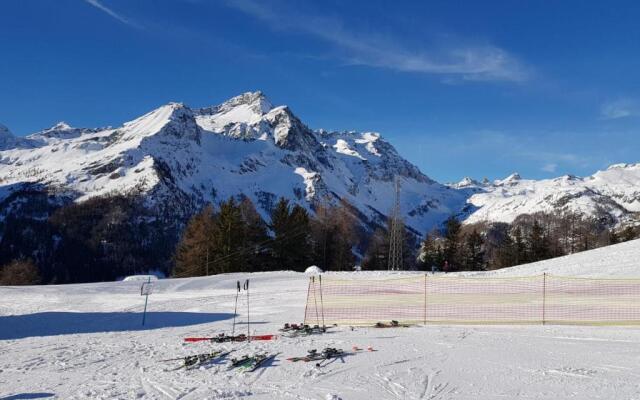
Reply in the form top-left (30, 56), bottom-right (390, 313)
top-left (0, 92), bottom-right (467, 233)
top-left (457, 165), bottom-right (640, 225)
top-left (2, 242), bottom-right (640, 399)
top-left (461, 238), bottom-right (640, 278)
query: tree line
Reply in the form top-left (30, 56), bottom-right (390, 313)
top-left (0, 192), bottom-right (176, 284)
top-left (172, 196), bottom-right (359, 276)
top-left (1, 190), bottom-right (638, 284)
top-left (418, 212), bottom-right (638, 272)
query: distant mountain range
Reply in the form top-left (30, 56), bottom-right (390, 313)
top-left (1, 91), bottom-right (638, 235)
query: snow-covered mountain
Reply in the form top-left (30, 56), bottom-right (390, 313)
top-left (1, 91), bottom-right (638, 234)
top-left (0, 92), bottom-right (467, 234)
top-left (453, 165), bottom-right (640, 226)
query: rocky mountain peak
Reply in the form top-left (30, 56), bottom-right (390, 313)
top-left (0, 123), bottom-right (12, 137)
top-left (496, 172), bottom-right (521, 185)
top-left (219, 91), bottom-right (273, 115)
top-left (0, 123), bottom-right (17, 149)
top-left (48, 121), bottom-right (72, 131)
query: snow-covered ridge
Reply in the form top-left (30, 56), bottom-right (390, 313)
top-left (1, 91), bottom-right (638, 231)
top-left (459, 165), bottom-right (640, 225)
top-left (0, 92), bottom-right (467, 234)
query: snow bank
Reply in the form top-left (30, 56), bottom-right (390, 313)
top-left (466, 238), bottom-right (640, 278)
top-left (122, 275), bottom-right (159, 282)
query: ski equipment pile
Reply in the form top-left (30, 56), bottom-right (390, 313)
top-left (279, 323), bottom-right (327, 337)
top-left (374, 320), bottom-right (410, 328)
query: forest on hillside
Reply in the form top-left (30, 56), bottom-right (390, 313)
top-left (0, 192), bottom-right (638, 285)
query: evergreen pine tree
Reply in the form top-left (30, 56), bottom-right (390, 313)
top-left (418, 230), bottom-right (444, 271)
top-left (362, 228), bottom-right (388, 270)
top-left (463, 229), bottom-right (484, 271)
top-left (528, 220), bottom-right (551, 262)
top-left (443, 216), bottom-right (462, 270)
top-left (513, 227), bottom-right (527, 264)
top-left (269, 198), bottom-right (312, 271)
top-left (239, 197), bottom-right (270, 271)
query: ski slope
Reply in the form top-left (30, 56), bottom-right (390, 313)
top-left (462, 238), bottom-right (640, 278)
top-left (1, 241), bottom-right (640, 399)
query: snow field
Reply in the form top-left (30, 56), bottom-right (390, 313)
top-left (2, 241), bottom-right (640, 399)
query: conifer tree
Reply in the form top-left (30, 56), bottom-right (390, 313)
top-left (238, 197), bottom-right (270, 271)
top-left (269, 198), bottom-right (312, 271)
top-left (528, 220), bottom-right (550, 262)
top-left (211, 198), bottom-right (245, 274)
top-left (463, 229), bottom-right (484, 270)
top-left (418, 230), bottom-right (444, 271)
top-left (362, 228), bottom-right (389, 270)
top-left (173, 204), bottom-right (217, 277)
top-left (443, 216), bottom-right (462, 270)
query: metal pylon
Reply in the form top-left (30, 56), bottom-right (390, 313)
top-left (387, 177), bottom-right (403, 271)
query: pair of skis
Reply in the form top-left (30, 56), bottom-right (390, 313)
top-left (374, 320), bottom-right (410, 328)
top-left (287, 348), bottom-right (344, 367)
top-left (227, 352), bottom-right (279, 372)
top-left (279, 323), bottom-right (327, 337)
top-left (163, 349), bottom-right (232, 371)
top-left (184, 334), bottom-right (277, 343)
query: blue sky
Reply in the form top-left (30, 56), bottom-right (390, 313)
top-left (1, 0), bottom-right (639, 182)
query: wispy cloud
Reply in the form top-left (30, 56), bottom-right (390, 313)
top-left (600, 98), bottom-right (640, 120)
top-left (541, 163), bottom-right (558, 173)
top-left (84, 0), bottom-right (140, 29)
top-left (226, 0), bottom-right (530, 82)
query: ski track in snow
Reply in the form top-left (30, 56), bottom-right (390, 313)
top-left (3, 242), bottom-right (640, 399)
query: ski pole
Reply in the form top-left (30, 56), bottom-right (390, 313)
top-left (244, 279), bottom-right (250, 342)
top-left (232, 281), bottom-right (240, 337)
top-left (141, 276), bottom-right (151, 326)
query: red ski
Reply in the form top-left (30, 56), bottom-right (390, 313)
top-left (184, 334), bottom-right (277, 343)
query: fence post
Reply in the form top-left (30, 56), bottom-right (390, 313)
top-left (303, 276), bottom-right (312, 325)
top-left (542, 273), bottom-right (547, 325)
top-left (312, 276), bottom-right (320, 326)
top-left (319, 275), bottom-right (326, 330)
top-left (424, 274), bottom-right (428, 325)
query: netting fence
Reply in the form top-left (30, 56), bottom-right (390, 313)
top-left (303, 274), bottom-right (640, 326)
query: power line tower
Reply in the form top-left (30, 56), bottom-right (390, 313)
top-left (387, 177), bottom-right (403, 271)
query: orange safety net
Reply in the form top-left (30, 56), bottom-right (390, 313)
top-left (303, 274), bottom-right (640, 326)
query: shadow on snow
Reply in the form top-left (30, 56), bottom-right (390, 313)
top-left (0, 311), bottom-right (234, 340)
top-left (0, 393), bottom-right (55, 400)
